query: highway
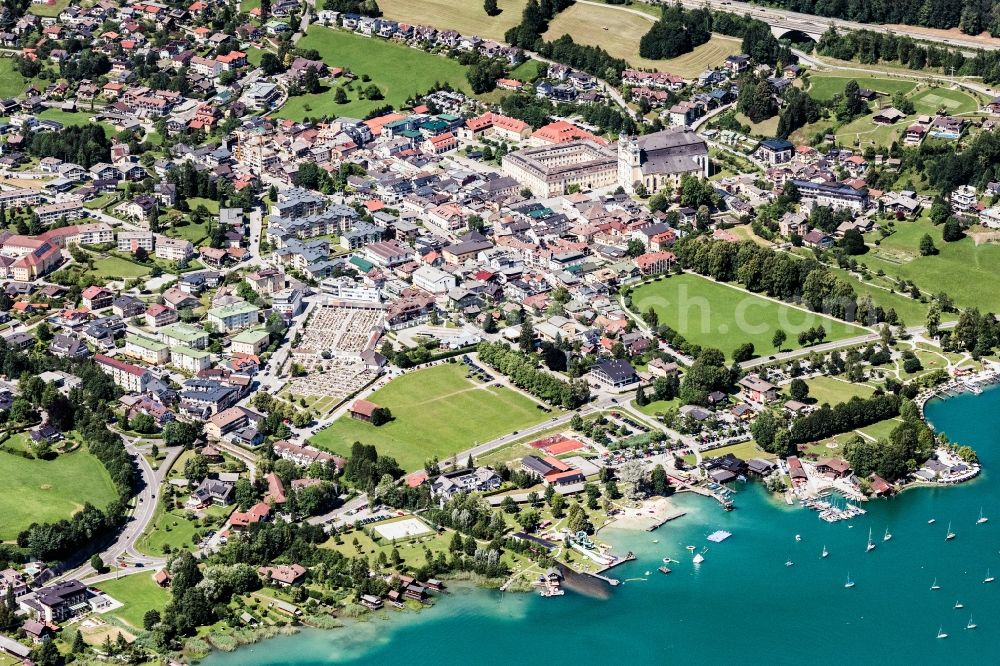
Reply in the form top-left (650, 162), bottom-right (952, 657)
top-left (668, 0), bottom-right (1000, 53)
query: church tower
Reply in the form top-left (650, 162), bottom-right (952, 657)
top-left (617, 135), bottom-right (640, 192)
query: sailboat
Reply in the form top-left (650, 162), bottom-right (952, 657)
top-left (866, 527), bottom-right (876, 552)
top-left (928, 518), bottom-right (936, 524)
top-left (977, 507), bottom-right (989, 525)
top-left (785, 559), bottom-right (794, 567)
top-left (985, 568), bottom-right (995, 583)
top-left (946, 522), bottom-right (956, 540)
top-left (844, 572), bottom-right (855, 589)
top-left (693, 552), bottom-right (705, 564)
top-left (955, 601), bottom-right (964, 609)
top-left (967, 615), bottom-right (978, 630)
top-left (821, 545), bottom-right (829, 559)
top-left (931, 578), bottom-right (941, 590)
top-left (883, 526), bottom-right (892, 542)
top-left (937, 626), bottom-right (949, 639)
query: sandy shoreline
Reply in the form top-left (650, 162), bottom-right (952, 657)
top-left (605, 497), bottom-right (686, 531)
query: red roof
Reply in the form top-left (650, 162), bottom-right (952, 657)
top-left (95, 353), bottom-right (147, 377)
top-left (350, 399), bottom-right (380, 418)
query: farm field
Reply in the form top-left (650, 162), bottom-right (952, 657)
top-left (802, 375), bottom-right (875, 407)
top-left (94, 574), bottom-right (169, 631)
top-left (287, 27), bottom-right (472, 120)
top-left (0, 442), bottom-right (118, 540)
top-left (542, 2), bottom-right (738, 76)
top-left (377, 0), bottom-right (527, 41)
top-left (861, 216), bottom-right (1000, 312)
top-left (311, 362), bottom-right (558, 471)
top-left (629, 273), bottom-right (868, 360)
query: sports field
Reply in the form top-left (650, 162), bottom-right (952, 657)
top-left (378, 0), bottom-right (527, 41)
top-left (542, 2), bottom-right (738, 76)
top-left (0, 443), bottom-right (119, 540)
top-left (630, 273), bottom-right (868, 360)
top-left (286, 27), bottom-right (472, 120)
top-left (311, 363), bottom-right (557, 471)
top-left (860, 216), bottom-right (1000, 312)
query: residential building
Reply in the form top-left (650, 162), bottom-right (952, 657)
top-left (231, 328), bottom-right (270, 355)
top-left (590, 359), bottom-right (639, 388)
top-left (124, 334), bottom-right (169, 364)
top-left (95, 353), bottom-right (151, 392)
top-left (206, 301), bottom-right (259, 332)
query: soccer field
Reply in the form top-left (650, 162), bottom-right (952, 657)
top-left (629, 273), bottom-right (867, 360)
top-left (311, 363), bottom-right (557, 471)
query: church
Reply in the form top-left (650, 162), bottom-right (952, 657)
top-left (617, 127), bottom-right (709, 195)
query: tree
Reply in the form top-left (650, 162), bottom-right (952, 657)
top-left (732, 342), bottom-right (755, 363)
top-left (334, 87), bottom-right (348, 104)
top-left (789, 378), bottom-right (809, 402)
top-left (31, 640), bottom-right (59, 666)
top-left (484, 0), bottom-right (500, 16)
top-left (841, 229), bottom-right (866, 255)
top-left (635, 384), bottom-right (649, 406)
top-left (550, 494), bottom-right (567, 518)
top-left (943, 217), bottom-right (964, 242)
top-left (370, 407), bottom-right (392, 426)
top-left (90, 554), bottom-right (107, 574)
top-left (772, 329), bottom-right (787, 351)
top-left (919, 233), bottom-right (937, 256)
top-left (650, 464), bottom-right (671, 496)
top-left (143, 609), bottom-right (161, 630)
top-left (516, 509), bottom-right (541, 532)
top-left (626, 238), bottom-right (645, 257)
top-left (926, 301), bottom-right (941, 338)
top-left (750, 410), bottom-right (778, 450)
top-left (519, 318), bottom-right (535, 353)
top-left (71, 629), bottom-right (87, 654)
top-left (184, 454), bottom-right (209, 482)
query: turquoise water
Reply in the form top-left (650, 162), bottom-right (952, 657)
top-left (206, 387), bottom-right (1000, 665)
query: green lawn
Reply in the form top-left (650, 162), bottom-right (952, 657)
top-left (802, 375), bottom-right (874, 406)
top-left (167, 220), bottom-right (211, 245)
top-left (827, 266), bottom-right (933, 328)
top-left (246, 47), bottom-right (266, 67)
top-left (909, 86), bottom-right (978, 115)
top-left (94, 574), bottom-right (169, 630)
top-left (92, 256), bottom-right (152, 279)
top-left (629, 273), bottom-right (868, 360)
top-left (857, 417), bottom-right (904, 442)
top-left (632, 397), bottom-right (680, 416)
top-left (0, 442), bottom-right (119, 540)
top-left (136, 501), bottom-right (191, 556)
top-left (684, 439), bottom-right (774, 465)
top-left (36, 107), bottom-right (116, 137)
top-left (0, 59), bottom-right (27, 99)
top-left (311, 363), bottom-right (558, 471)
top-left (861, 216), bottom-right (1000, 312)
top-left (807, 75), bottom-right (916, 102)
top-left (287, 27), bottom-right (472, 120)
top-left (187, 197), bottom-right (220, 214)
top-left (27, 0), bottom-right (69, 16)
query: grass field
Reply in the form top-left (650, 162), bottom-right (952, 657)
top-left (909, 86), bottom-right (978, 115)
top-left (167, 220), bottom-right (211, 245)
top-left (28, 0), bottom-right (69, 16)
top-left (288, 27), bottom-right (472, 120)
top-left (632, 397), bottom-right (680, 416)
top-left (187, 197), bottom-right (220, 214)
top-left (826, 266), bottom-right (934, 327)
top-left (0, 443), bottom-right (118, 540)
top-left (803, 375), bottom-right (874, 407)
top-left (630, 273), bottom-right (868, 360)
top-left (92, 256), bottom-right (152, 279)
top-left (685, 439), bottom-right (774, 465)
top-left (861, 216), bottom-right (1000, 312)
top-left (807, 75), bottom-right (916, 102)
top-left (542, 2), bottom-right (738, 76)
top-left (378, 0), bottom-right (527, 41)
top-left (0, 59), bottom-right (27, 99)
top-left (95, 574), bottom-right (169, 630)
top-left (735, 111), bottom-right (779, 138)
top-left (311, 363), bottom-right (557, 471)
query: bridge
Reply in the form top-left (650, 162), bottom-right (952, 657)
top-left (667, 0), bottom-right (1000, 52)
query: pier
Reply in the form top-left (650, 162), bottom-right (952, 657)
top-left (667, 472), bottom-right (735, 510)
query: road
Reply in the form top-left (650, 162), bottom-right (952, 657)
top-left (59, 440), bottom-right (184, 584)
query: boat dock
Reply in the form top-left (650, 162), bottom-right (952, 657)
top-left (801, 496), bottom-right (867, 522)
top-left (587, 551), bottom-right (636, 585)
top-left (667, 473), bottom-right (735, 510)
